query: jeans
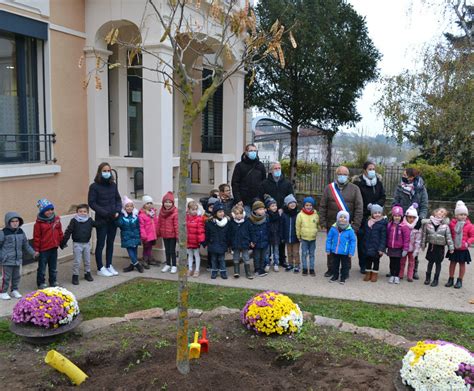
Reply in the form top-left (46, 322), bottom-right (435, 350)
top-left (210, 252), bottom-right (226, 272)
top-left (233, 248), bottom-right (250, 265)
top-left (1, 265), bottom-right (21, 293)
top-left (253, 248), bottom-right (267, 273)
top-left (126, 247), bottom-right (139, 265)
top-left (265, 244), bottom-right (279, 266)
top-left (95, 220), bottom-right (117, 269)
top-left (37, 248), bottom-right (58, 286)
top-left (163, 238), bottom-right (177, 266)
top-left (72, 242), bottom-right (91, 275)
top-left (400, 252), bottom-right (415, 279)
top-left (365, 255), bottom-right (381, 272)
top-left (331, 253), bottom-right (350, 280)
top-left (187, 248), bottom-right (201, 271)
top-left (300, 239), bottom-right (315, 270)
top-left (389, 257), bottom-right (401, 277)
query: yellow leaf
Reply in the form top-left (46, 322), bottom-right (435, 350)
top-left (111, 28), bottom-right (119, 45)
top-left (249, 68), bottom-right (256, 86)
top-left (277, 44), bottom-right (285, 68)
top-left (270, 19), bottom-right (280, 34)
top-left (108, 63), bottom-right (121, 69)
top-left (289, 31), bottom-right (297, 49)
top-left (160, 28), bottom-right (170, 43)
top-left (104, 28), bottom-right (114, 44)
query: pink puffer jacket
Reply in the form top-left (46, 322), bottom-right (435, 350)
top-left (139, 208), bottom-right (158, 243)
top-left (386, 222), bottom-right (410, 251)
top-left (449, 218), bottom-right (474, 250)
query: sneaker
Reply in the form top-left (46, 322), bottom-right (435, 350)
top-left (211, 270), bottom-right (218, 279)
top-left (324, 270), bottom-right (332, 278)
top-left (11, 290), bottom-right (22, 299)
top-left (161, 265), bottom-right (171, 273)
top-left (310, 269), bottom-right (316, 276)
top-left (394, 277), bottom-right (400, 284)
top-left (273, 265), bottom-right (279, 272)
top-left (264, 265), bottom-right (270, 273)
top-left (388, 276), bottom-right (395, 284)
top-left (170, 266), bottom-right (178, 274)
top-left (107, 265), bottom-right (119, 276)
top-left (123, 264), bottom-right (135, 273)
top-left (135, 263), bottom-right (145, 273)
top-left (220, 271), bottom-right (228, 279)
top-left (258, 271), bottom-right (268, 277)
top-left (193, 271), bottom-right (200, 278)
top-left (285, 264), bottom-right (293, 272)
top-left (38, 283), bottom-right (48, 289)
top-left (98, 267), bottom-right (113, 277)
top-left (293, 267), bottom-right (300, 273)
top-left (329, 277), bottom-right (338, 283)
top-left (50, 281), bottom-right (59, 287)
top-left (302, 268), bottom-right (308, 276)
top-left (339, 279), bottom-right (345, 285)
top-left (0, 292), bottom-right (11, 300)
top-left (84, 272), bottom-right (94, 282)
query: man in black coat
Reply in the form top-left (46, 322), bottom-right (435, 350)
top-left (231, 144), bottom-right (266, 214)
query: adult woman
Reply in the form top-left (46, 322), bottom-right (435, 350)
top-left (353, 161), bottom-right (386, 274)
top-left (392, 167), bottom-right (429, 279)
top-left (88, 162), bottom-right (122, 277)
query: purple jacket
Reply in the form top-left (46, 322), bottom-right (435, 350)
top-left (386, 222), bottom-right (410, 251)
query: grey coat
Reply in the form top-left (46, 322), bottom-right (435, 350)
top-left (421, 218), bottom-right (454, 251)
top-left (392, 177), bottom-right (429, 220)
top-left (0, 212), bottom-right (35, 266)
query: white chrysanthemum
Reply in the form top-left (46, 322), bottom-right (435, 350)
top-left (41, 287), bottom-right (80, 325)
top-left (277, 307), bottom-right (303, 331)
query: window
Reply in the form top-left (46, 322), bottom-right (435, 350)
top-left (201, 68), bottom-right (223, 153)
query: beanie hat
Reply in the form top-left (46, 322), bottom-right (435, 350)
top-left (284, 194), bottom-right (297, 207)
top-left (142, 195), bottom-right (153, 204)
top-left (391, 205), bottom-right (404, 217)
top-left (303, 196), bottom-right (315, 207)
top-left (162, 191), bottom-right (175, 205)
top-left (264, 194), bottom-right (277, 208)
top-left (336, 211), bottom-right (350, 221)
top-left (122, 195), bottom-right (134, 208)
top-left (455, 200), bottom-right (469, 216)
top-left (37, 198), bottom-right (54, 214)
top-left (252, 200), bottom-right (265, 211)
top-left (212, 201), bottom-right (225, 215)
top-left (207, 197), bottom-right (219, 207)
top-left (405, 203), bottom-right (419, 218)
top-left (369, 203), bottom-right (383, 215)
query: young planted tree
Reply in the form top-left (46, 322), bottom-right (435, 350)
top-left (86, 0), bottom-right (291, 375)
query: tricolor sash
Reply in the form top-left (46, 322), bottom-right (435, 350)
top-left (329, 182), bottom-right (350, 214)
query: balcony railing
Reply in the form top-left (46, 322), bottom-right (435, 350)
top-left (0, 133), bottom-right (56, 164)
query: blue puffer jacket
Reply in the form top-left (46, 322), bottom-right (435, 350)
top-left (326, 224), bottom-right (357, 256)
top-left (361, 218), bottom-right (387, 257)
top-left (116, 212), bottom-right (141, 248)
top-left (228, 219), bottom-right (251, 250)
top-left (248, 214), bottom-right (269, 249)
top-left (281, 208), bottom-right (299, 244)
top-left (88, 180), bottom-right (122, 222)
top-left (205, 218), bottom-right (230, 254)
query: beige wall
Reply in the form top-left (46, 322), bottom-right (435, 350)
top-left (50, 0), bottom-right (85, 32)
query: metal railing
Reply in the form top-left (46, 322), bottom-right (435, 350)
top-left (201, 134), bottom-right (222, 153)
top-left (0, 133), bottom-right (56, 164)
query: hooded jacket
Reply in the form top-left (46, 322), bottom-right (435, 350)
top-left (259, 173), bottom-right (294, 209)
top-left (62, 217), bottom-right (95, 246)
top-left (139, 208), bottom-right (158, 243)
top-left (392, 177), bottom-right (429, 220)
top-left (116, 211), bottom-right (141, 248)
top-left (205, 217), bottom-right (230, 254)
top-left (0, 212), bottom-right (35, 266)
top-left (33, 215), bottom-right (63, 252)
top-left (186, 213), bottom-right (205, 249)
top-left (386, 221), bottom-right (410, 251)
top-left (231, 153), bottom-right (266, 206)
top-left (326, 224), bottom-right (357, 256)
top-left (157, 192), bottom-right (179, 239)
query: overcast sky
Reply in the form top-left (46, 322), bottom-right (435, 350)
top-left (346, 0), bottom-right (456, 136)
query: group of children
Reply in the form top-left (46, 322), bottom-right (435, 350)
top-left (0, 186), bottom-right (472, 300)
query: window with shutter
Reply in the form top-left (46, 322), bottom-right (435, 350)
top-left (201, 68), bottom-right (222, 153)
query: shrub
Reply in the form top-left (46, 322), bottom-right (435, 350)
top-left (281, 160), bottom-right (320, 178)
top-left (409, 161), bottom-right (462, 197)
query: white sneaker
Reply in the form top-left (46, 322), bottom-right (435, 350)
top-left (161, 265), bottom-right (171, 273)
top-left (264, 265), bottom-right (270, 273)
top-left (170, 266), bottom-right (177, 274)
top-left (394, 277), bottom-right (400, 284)
top-left (107, 265), bottom-right (119, 276)
top-left (273, 265), bottom-right (279, 272)
top-left (97, 267), bottom-right (113, 277)
top-left (11, 290), bottom-right (22, 299)
top-left (388, 276), bottom-right (395, 284)
top-left (0, 292), bottom-right (11, 300)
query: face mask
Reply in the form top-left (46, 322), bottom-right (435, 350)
top-left (337, 175), bottom-right (348, 184)
top-left (367, 170), bottom-right (376, 179)
top-left (273, 170), bottom-right (281, 177)
top-left (247, 151), bottom-right (257, 160)
top-left (402, 177), bottom-right (410, 184)
top-left (102, 172), bottom-right (111, 180)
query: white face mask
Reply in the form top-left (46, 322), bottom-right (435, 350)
top-left (367, 170), bottom-right (376, 179)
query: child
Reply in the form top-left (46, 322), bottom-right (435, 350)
top-left (0, 212), bottom-right (36, 300)
top-left (361, 204), bottom-right (387, 283)
top-left (202, 196), bottom-right (218, 272)
top-left (326, 211), bottom-right (356, 284)
top-left (186, 200), bottom-right (205, 277)
top-left (204, 201), bottom-right (230, 279)
top-left (249, 200), bottom-right (269, 277)
top-left (281, 194), bottom-right (300, 272)
top-left (445, 201), bottom-right (473, 289)
top-left (34, 199), bottom-right (63, 289)
top-left (228, 205), bottom-right (253, 279)
top-left (116, 197), bottom-right (144, 273)
top-left (61, 204), bottom-right (96, 285)
top-left (296, 196), bottom-right (319, 276)
top-left (158, 192), bottom-right (179, 274)
top-left (138, 195), bottom-right (159, 269)
top-left (421, 207), bottom-right (454, 287)
top-left (386, 205), bottom-right (410, 284)
top-left (399, 203), bottom-right (421, 282)
top-left (264, 195), bottom-right (282, 273)
top-left (219, 183), bottom-right (234, 217)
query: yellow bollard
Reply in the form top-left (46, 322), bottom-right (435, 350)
top-left (45, 350), bottom-right (88, 386)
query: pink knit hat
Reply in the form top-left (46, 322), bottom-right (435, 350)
top-left (122, 195), bottom-right (134, 208)
top-left (391, 205), bottom-right (404, 217)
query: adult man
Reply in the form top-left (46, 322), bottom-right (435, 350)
top-left (231, 144), bottom-right (267, 214)
top-left (319, 166), bottom-right (363, 277)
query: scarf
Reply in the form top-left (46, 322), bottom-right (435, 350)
top-left (363, 174), bottom-right (377, 187)
top-left (454, 220), bottom-right (465, 249)
top-left (302, 208), bottom-right (314, 215)
top-left (285, 207), bottom-right (298, 217)
top-left (368, 215), bottom-right (383, 228)
top-left (122, 207), bottom-right (138, 217)
top-left (400, 181), bottom-right (415, 196)
top-left (37, 212), bottom-right (56, 222)
top-left (123, 212), bottom-right (138, 224)
top-left (336, 221), bottom-right (350, 231)
top-left (249, 212), bottom-right (266, 225)
top-left (159, 205), bottom-right (176, 219)
top-left (267, 210), bottom-right (280, 223)
top-left (74, 215), bottom-right (90, 223)
top-left (402, 216), bottom-right (418, 230)
top-left (214, 217), bottom-right (229, 227)
top-left (232, 211), bottom-right (246, 224)
top-left (144, 208), bottom-right (156, 218)
top-left (430, 216), bottom-right (443, 226)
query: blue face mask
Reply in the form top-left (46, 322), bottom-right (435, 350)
top-left (367, 170), bottom-right (376, 179)
top-left (273, 170), bottom-right (281, 178)
top-left (102, 171), bottom-right (112, 180)
top-left (337, 175), bottom-right (348, 184)
top-left (247, 151), bottom-right (257, 160)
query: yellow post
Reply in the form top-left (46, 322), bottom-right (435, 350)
top-left (45, 350), bottom-right (88, 386)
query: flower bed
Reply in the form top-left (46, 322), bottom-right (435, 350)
top-left (400, 340), bottom-right (474, 390)
top-left (240, 290), bottom-right (303, 335)
top-left (12, 287), bottom-right (80, 329)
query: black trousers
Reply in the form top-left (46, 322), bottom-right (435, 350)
top-left (163, 238), bottom-right (177, 266)
top-left (279, 242), bottom-right (287, 265)
top-left (365, 255), bottom-right (381, 272)
top-left (389, 257), bottom-right (401, 277)
top-left (357, 227), bottom-right (366, 272)
top-left (331, 254), bottom-right (350, 280)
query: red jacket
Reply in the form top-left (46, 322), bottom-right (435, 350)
top-left (186, 213), bottom-right (205, 249)
top-left (449, 218), bottom-right (474, 250)
top-left (157, 192), bottom-right (178, 239)
top-left (33, 216), bottom-right (64, 252)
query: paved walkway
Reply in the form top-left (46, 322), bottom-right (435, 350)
top-left (1, 235), bottom-right (473, 318)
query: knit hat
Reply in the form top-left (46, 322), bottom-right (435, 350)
top-left (142, 195), bottom-right (153, 204)
top-left (122, 195), bottom-right (134, 208)
top-left (37, 198), bottom-right (54, 214)
top-left (303, 196), bottom-right (315, 207)
top-left (368, 203), bottom-right (383, 215)
top-left (252, 200), bottom-right (265, 211)
top-left (264, 194), bottom-right (277, 208)
top-left (391, 205), bottom-right (404, 217)
top-left (212, 201), bottom-right (225, 215)
top-left (405, 203), bottom-right (419, 218)
top-left (337, 211), bottom-right (350, 221)
top-left (455, 200), bottom-right (469, 216)
top-left (162, 191), bottom-right (175, 205)
top-left (284, 194), bottom-right (297, 207)
top-left (207, 197), bottom-right (219, 207)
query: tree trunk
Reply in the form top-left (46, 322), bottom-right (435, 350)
top-left (289, 124), bottom-right (298, 185)
top-left (326, 132), bottom-right (334, 184)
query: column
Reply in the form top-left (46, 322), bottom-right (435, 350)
top-left (142, 44), bottom-right (174, 201)
top-left (214, 161), bottom-right (228, 186)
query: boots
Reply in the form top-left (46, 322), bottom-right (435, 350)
top-left (413, 258), bottom-right (419, 280)
top-left (370, 272), bottom-right (378, 282)
top-left (363, 271), bottom-right (372, 282)
top-left (135, 263), bottom-right (144, 273)
top-left (454, 278), bottom-right (462, 289)
top-left (72, 275), bottom-right (79, 285)
top-left (430, 275), bottom-right (439, 287)
top-left (220, 270), bottom-right (228, 280)
top-left (142, 256), bottom-right (151, 269)
top-left (233, 263), bottom-right (240, 278)
top-left (244, 264), bottom-right (253, 280)
top-left (123, 264), bottom-right (135, 272)
top-left (445, 277), bottom-right (454, 287)
top-left (424, 272), bottom-right (431, 285)
top-left (84, 272), bottom-right (94, 282)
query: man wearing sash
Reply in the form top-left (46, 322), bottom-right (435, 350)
top-left (319, 166), bottom-right (363, 277)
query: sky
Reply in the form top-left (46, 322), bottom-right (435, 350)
top-left (346, 0), bottom-right (456, 136)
